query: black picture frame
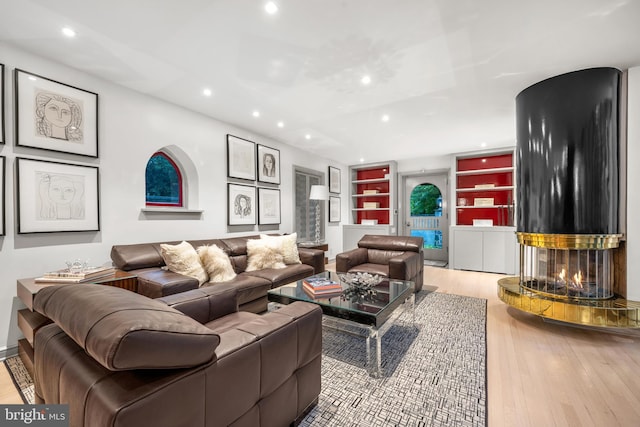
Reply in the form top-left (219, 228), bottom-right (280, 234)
top-left (257, 144), bottom-right (281, 185)
top-left (329, 166), bottom-right (341, 194)
top-left (16, 157), bottom-right (100, 234)
top-left (14, 69), bottom-right (99, 157)
top-left (227, 134), bottom-right (256, 181)
top-left (228, 183), bottom-right (256, 225)
top-left (0, 156), bottom-right (5, 236)
top-left (329, 196), bottom-right (341, 223)
top-left (258, 187), bottom-right (281, 225)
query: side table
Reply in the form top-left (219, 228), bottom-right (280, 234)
top-left (16, 270), bottom-right (137, 376)
top-left (298, 242), bottom-right (329, 264)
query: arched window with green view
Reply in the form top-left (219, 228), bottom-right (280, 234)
top-left (145, 151), bottom-right (183, 207)
top-left (410, 183), bottom-right (443, 249)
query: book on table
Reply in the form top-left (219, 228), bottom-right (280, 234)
top-left (302, 284), bottom-right (342, 299)
top-left (36, 266), bottom-right (116, 283)
top-left (303, 277), bottom-right (341, 289)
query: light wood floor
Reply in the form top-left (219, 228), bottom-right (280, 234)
top-left (1, 266), bottom-right (640, 426)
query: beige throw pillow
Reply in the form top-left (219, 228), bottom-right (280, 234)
top-left (197, 244), bottom-right (237, 283)
top-left (246, 239), bottom-right (286, 271)
top-left (160, 241), bottom-right (208, 285)
top-left (260, 233), bottom-right (301, 265)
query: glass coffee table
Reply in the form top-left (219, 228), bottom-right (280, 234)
top-left (267, 271), bottom-right (415, 377)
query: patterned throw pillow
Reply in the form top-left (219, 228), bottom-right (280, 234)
top-left (197, 244), bottom-right (237, 283)
top-left (260, 233), bottom-right (301, 265)
top-left (159, 241), bottom-right (208, 285)
top-left (246, 238), bottom-right (286, 271)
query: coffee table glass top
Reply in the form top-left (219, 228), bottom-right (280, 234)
top-left (267, 271), bottom-right (414, 328)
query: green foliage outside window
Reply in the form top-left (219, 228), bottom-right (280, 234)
top-left (410, 184), bottom-right (441, 216)
top-left (145, 152), bottom-right (182, 205)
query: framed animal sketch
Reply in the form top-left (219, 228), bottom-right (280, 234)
top-left (14, 69), bottom-right (98, 157)
top-left (16, 157), bottom-right (100, 233)
top-left (228, 183), bottom-right (256, 225)
top-left (329, 166), bottom-right (341, 194)
top-left (257, 144), bottom-right (280, 184)
top-left (227, 134), bottom-right (256, 181)
top-left (329, 196), bottom-right (341, 223)
top-left (258, 187), bottom-right (281, 225)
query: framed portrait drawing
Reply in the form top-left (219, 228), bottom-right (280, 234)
top-left (14, 69), bottom-right (98, 157)
top-left (16, 157), bottom-right (100, 234)
top-left (228, 183), bottom-right (256, 225)
top-left (227, 134), bottom-right (256, 181)
top-left (0, 156), bottom-right (5, 236)
top-left (257, 144), bottom-right (280, 184)
top-left (258, 187), bottom-right (281, 225)
top-left (1, 63), bottom-right (4, 144)
top-left (329, 196), bottom-right (341, 223)
top-left (329, 166), bottom-right (341, 194)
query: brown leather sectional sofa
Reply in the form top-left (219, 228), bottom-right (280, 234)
top-left (336, 234), bottom-right (424, 292)
top-left (33, 283), bottom-right (322, 427)
top-left (110, 235), bottom-right (325, 313)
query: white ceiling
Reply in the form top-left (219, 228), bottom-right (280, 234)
top-left (2, 0), bottom-right (640, 165)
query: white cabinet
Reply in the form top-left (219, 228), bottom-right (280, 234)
top-left (450, 226), bottom-right (518, 274)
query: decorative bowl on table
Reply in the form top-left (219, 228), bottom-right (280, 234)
top-left (338, 272), bottom-right (382, 302)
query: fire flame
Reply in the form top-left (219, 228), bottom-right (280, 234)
top-left (557, 268), bottom-right (583, 288)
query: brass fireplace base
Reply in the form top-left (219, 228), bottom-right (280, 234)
top-left (498, 277), bottom-right (640, 328)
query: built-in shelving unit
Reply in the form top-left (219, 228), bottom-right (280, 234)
top-left (455, 152), bottom-right (515, 226)
top-left (344, 161), bottom-right (397, 250)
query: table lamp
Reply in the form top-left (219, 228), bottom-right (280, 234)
top-left (309, 185), bottom-right (329, 243)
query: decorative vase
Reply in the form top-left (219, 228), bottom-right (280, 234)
top-left (339, 272), bottom-right (382, 302)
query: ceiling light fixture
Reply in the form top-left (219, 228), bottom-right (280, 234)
top-left (361, 75), bottom-right (371, 85)
top-left (360, 158), bottom-right (365, 163)
top-left (480, 142), bottom-right (487, 148)
top-left (277, 121), bottom-right (284, 128)
top-left (252, 111), bottom-right (260, 118)
top-left (265, 2), bottom-right (278, 14)
top-left (203, 88), bottom-right (212, 97)
top-left (62, 27), bottom-right (76, 37)
top-left (381, 114), bottom-right (390, 122)
top-left (305, 134), bottom-right (311, 140)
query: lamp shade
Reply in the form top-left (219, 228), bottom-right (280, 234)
top-left (309, 185), bottom-right (329, 200)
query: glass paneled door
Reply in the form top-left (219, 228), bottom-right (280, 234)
top-left (402, 173), bottom-right (448, 263)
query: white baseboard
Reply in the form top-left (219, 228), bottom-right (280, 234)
top-left (0, 345), bottom-right (19, 361)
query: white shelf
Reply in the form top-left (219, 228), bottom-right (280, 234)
top-left (456, 186), bottom-right (514, 193)
top-left (456, 205), bottom-right (514, 209)
top-left (351, 178), bottom-right (389, 184)
top-left (456, 167), bottom-right (513, 176)
top-left (352, 208), bottom-right (390, 211)
top-left (352, 193), bottom-right (391, 198)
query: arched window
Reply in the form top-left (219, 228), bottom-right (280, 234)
top-left (145, 151), bottom-right (183, 206)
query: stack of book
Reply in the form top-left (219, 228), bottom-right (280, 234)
top-left (302, 277), bottom-right (342, 298)
top-left (35, 266), bottom-right (116, 283)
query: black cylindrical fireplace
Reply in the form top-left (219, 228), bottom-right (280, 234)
top-left (515, 68), bottom-right (622, 300)
top-left (515, 67), bottom-right (621, 235)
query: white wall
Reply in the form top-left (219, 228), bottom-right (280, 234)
top-left (0, 43), bottom-right (348, 353)
top-left (626, 66), bottom-right (640, 300)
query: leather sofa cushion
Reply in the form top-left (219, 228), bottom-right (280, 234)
top-left (358, 234), bottom-right (423, 253)
top-left (245, 263), bottom-right (314, 288)
top-left (345, 262), bottom-right (390, 277)
top-left (34, 284), bottom-right (220, 371)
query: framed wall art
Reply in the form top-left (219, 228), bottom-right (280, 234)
top-left (258, 187), bottom-right (281, 225)
top-left (257, 144), bottom-right (280, 184)
top-left (0, 156), bottom-right (5, 236)
top-left (329, 166), bottom-right (341, 194)
top-left (227, 134), bottom-right (256, 181)
top-left (329, 196), bottom-right (341, 223)
top-left (16, 157), bottom-right (100, 233)
top-left (1, 63), bottom-right (5, 144)
top-left (14, 69), bottom-right (98, 157)
top-left (228, 183), bottom-right (256, 225)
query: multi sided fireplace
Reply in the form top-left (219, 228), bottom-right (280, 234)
top-left (497, 67), bottom-right (640, 328)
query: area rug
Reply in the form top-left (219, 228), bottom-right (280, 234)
top-left (3, 355), bottom-right (35, 404)
top-left (4, 292), bottom-right (487, 426)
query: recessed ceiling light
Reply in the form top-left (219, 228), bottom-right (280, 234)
top-left (480, 142), bottom-right (487, 148)
top-left (381, 114), bottom-right (390, 122)
top-left (360, 158), bottom-right (365, 163)
top-left (203, 88), bottom-right (212, 97)
top-left (265, 2), bottom-right (278, 14)
top-left (252, 111), bottom-right (260, 118)
top-left (62, 27), bottom-right (76, 37)
top-left (305, 134), bottom-right (311, 140)
top-left (361, 75), bottom-right (371, 85)
top-left (277, 121), bottom-right (284, 128)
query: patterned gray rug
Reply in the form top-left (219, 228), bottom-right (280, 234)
top-left (301, 291), bottom-right (487, 426)
top-left (4, 292), bottom-right (486, 426)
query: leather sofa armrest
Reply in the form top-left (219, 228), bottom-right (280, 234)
top-left (336, 247), bottom-right (368, 273)
top-left (388, 251), bottom-right (421, 283)
top-left (157, 283), bottom-right (239, 324)
top-left (298, 248), bottom-right (325, 274)
top-left (136, 269), bottom-right (199, 298)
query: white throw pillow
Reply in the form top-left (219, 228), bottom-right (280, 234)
top-left (260, 233), bottom-right (301, 265)
top-left (197, 244), bottom-right (237, 283)
top-left (159, 241), bottom-right (208, 285)
top-left (246, 239), bottom-right (286, 271)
